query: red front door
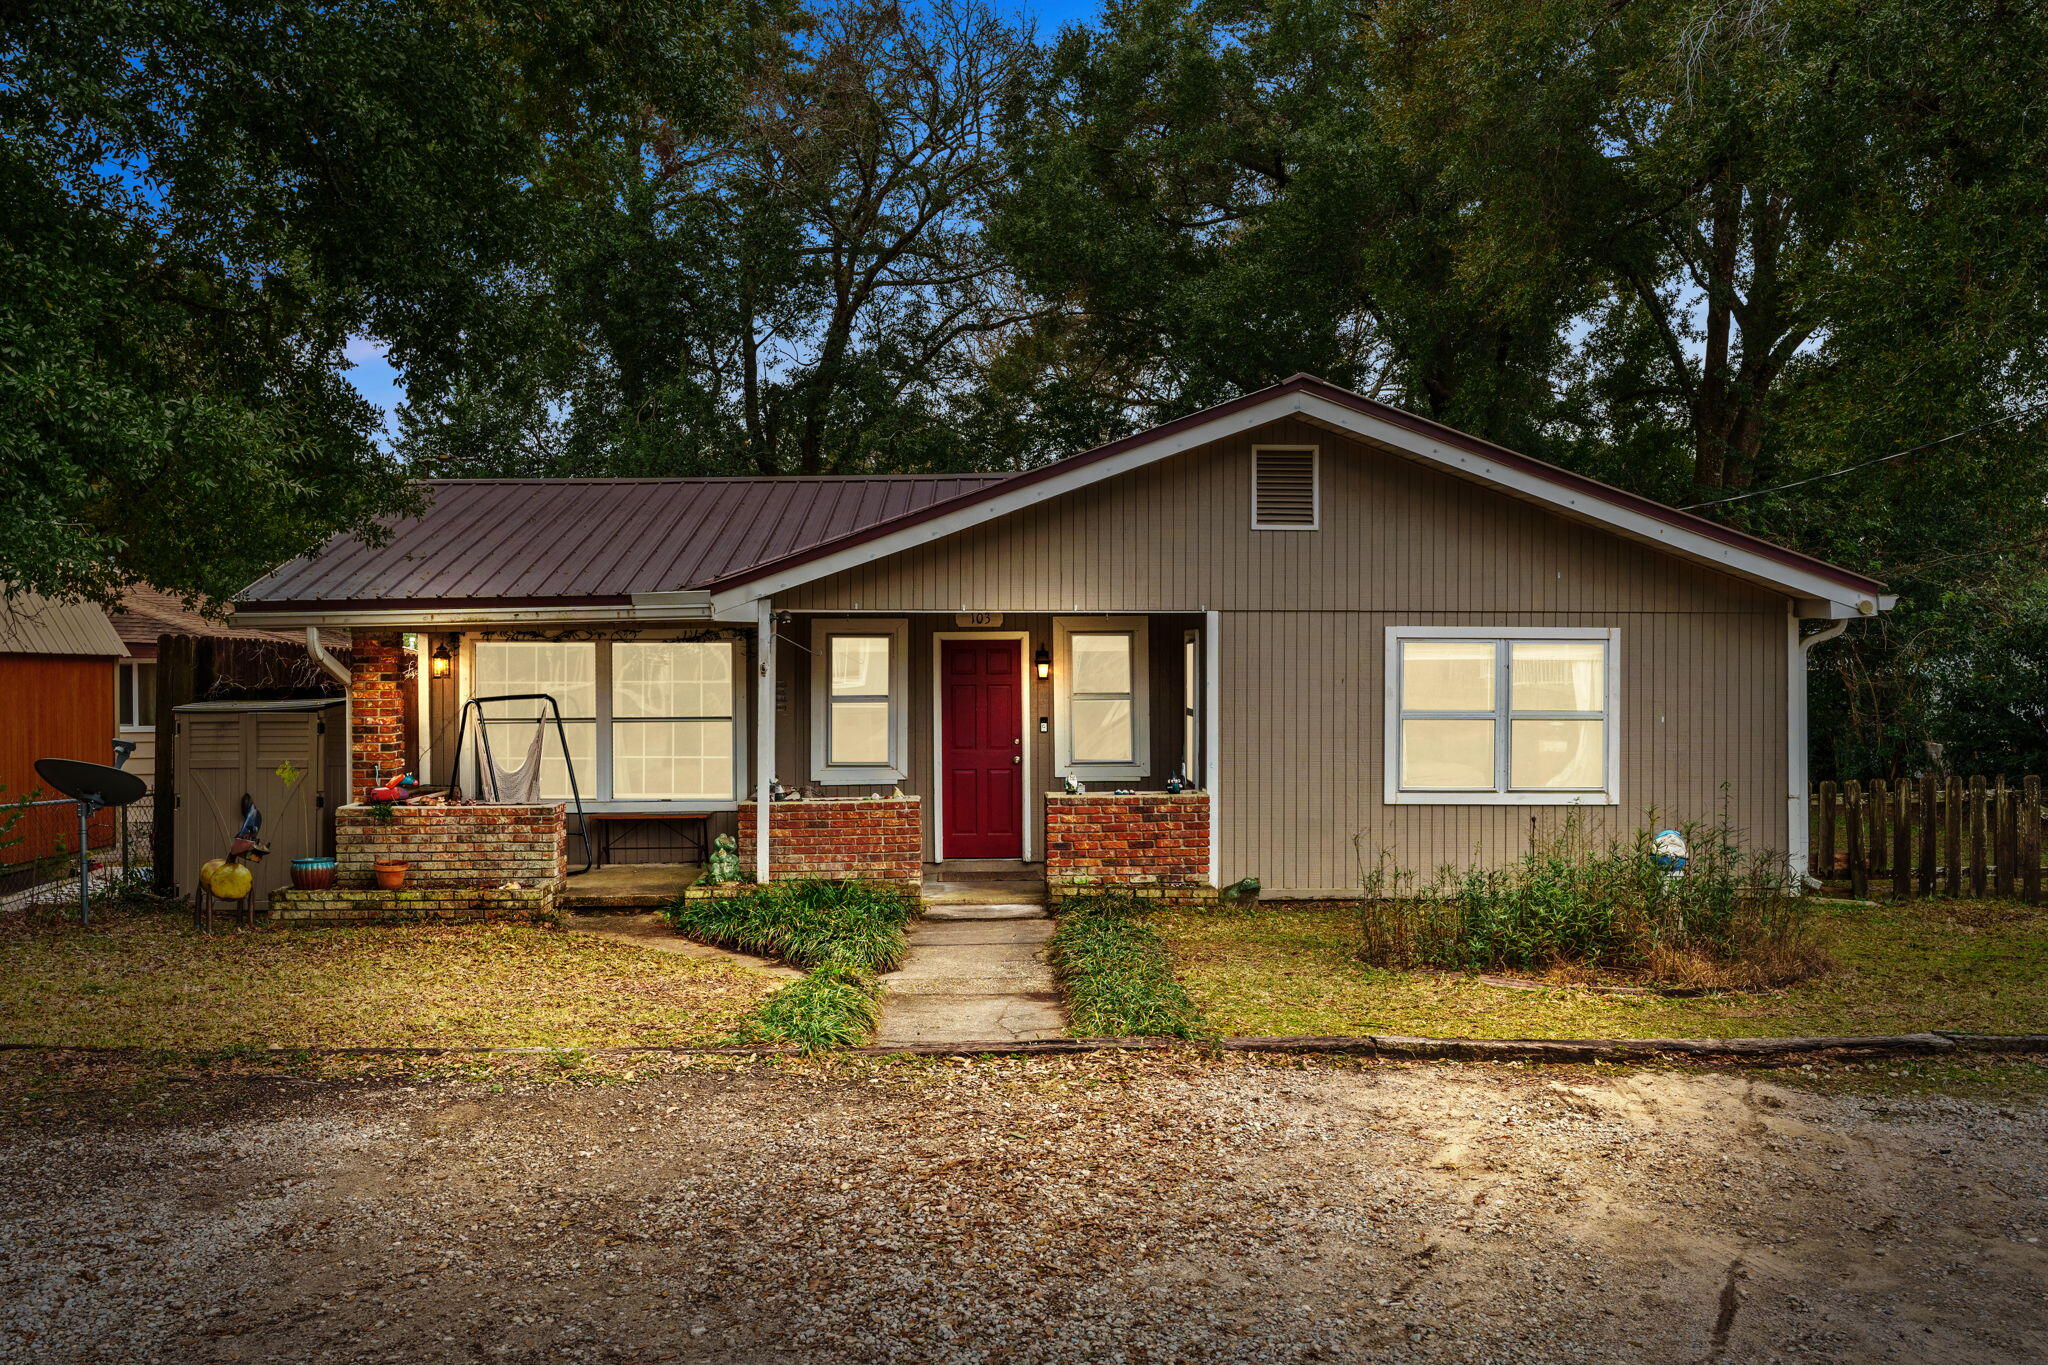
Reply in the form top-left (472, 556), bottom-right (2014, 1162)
top-left (940, 639), bottom-right (1023, 859)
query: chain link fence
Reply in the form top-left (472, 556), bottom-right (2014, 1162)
top-left (0, 795), bottom-right (156, 913)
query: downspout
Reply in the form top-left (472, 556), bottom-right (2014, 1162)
top-left (755, 600), bottom-right (774, 884)
top-left (1789, 617), bottom-right (1851, 891)
top-left (306, 627), bottom-right (353, 800)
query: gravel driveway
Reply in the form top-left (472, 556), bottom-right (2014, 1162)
top-left (1, 1056), bottom-right (2043, 1363)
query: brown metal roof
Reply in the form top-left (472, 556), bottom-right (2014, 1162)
top-left (0, 591), bottom-right (127, 657)
top-left (237, 475), bottom-right (1009, 609)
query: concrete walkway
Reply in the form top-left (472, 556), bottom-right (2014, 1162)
top-left (872, 868), bottom-right (1068, 1046)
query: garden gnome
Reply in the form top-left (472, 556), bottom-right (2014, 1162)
top-left (705, 833), bottom-right (743, 885)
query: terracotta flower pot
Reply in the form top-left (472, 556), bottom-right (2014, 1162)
top-left (291, 857), bottom-right (337, 890)
top-left (373, 859), bottom-right (409, 891)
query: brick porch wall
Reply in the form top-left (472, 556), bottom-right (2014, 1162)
top-left (1046, 791), bottom-right (1216, 904)
top-left (349, 629), bottom-right (407, 802)
top-left (333, 802), bottom-right (568, 888)
top-left (738, 798), bottom-right (923, 887)
top-left (269, 802), bottom-right (566, 924)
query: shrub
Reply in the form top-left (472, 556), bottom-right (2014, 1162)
top-left (1050, 891), bottom-right (1206, 1038)
top-left (1356, 813), bottom-right (1828, 989)
top-left (734, 965), bottom-right (882, 1049)
top-left (663, 878), bottom-right (913, 973)
top-left (663, 879), bottom-right (915, 1050)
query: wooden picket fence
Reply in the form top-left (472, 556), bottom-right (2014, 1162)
top-left (1811, 775), bottom-right (2043, 903)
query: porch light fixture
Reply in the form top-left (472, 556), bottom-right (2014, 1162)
top-left (430, 641), bottom-right (453, 679)
top-left (1034, 645), bottom-right (1052, 680)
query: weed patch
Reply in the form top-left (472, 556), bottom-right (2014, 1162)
top-left (1050, 892), bottom-right (1205, 1038)
top-left (1357, 812), bottom-right (1827, 989)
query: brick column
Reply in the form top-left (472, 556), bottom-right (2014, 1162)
top-left (349, 630), bottom-right (407, 802)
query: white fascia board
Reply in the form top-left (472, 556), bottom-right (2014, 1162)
top-left (709, 390), bottom-right (1884, 616)
top-left (234, 601), bottom-right (714, 630)
top-left (1293, 400), bottom-right (1880, 610)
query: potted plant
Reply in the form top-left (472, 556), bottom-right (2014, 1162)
top-left (373, 859), bottom-right (408, 890)
top-left (290, 856), bottom-right (337, 890)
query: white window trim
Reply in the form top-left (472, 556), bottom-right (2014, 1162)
top-left (117, 658), bottom-right (156, 732)
top-left (1383, 626), bottom-right (1620, 806)
top-left (931, 630), bottom-right (1035, 863)
top-left (1053, 616), bottom-right (1150, 781)
top-left (1251, 443), bottom-right (1320, 531)
top-left (808, 617), bottom-right (910, 785)
top-left (461, 632), bottom-right (749, 811)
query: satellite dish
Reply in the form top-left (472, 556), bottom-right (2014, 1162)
top-left (35, 758), bottom-right (147, 810)
top-left (32, 758), bottom-right (147, 927)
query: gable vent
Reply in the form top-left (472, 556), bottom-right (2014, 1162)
top-left (1252, 446), bottom-right (1319, 529)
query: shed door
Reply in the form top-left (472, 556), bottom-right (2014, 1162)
top-left (940, 640), bottom-right (1023, 859)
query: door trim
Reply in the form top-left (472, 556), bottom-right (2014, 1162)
top-left (931, 631), bottom-right (1033, 863)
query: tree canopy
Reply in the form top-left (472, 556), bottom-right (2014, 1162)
top-left (4, 0), bottom-right (2045, 776)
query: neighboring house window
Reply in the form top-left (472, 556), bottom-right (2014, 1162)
top-left (809, 618), bottom-right (909, 784)
top-left (118, 659), bottom-right (156, 729)
top-left (1385, 627), bottom-right (1618, 805)
top-left (470, 637), bottom-right (740, 803)
top-left (1252, 444), bottom-right (1319, 530)
top-left (1054, 617), bottom-right (1150, 780)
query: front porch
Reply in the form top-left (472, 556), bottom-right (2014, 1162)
top-left (332, 609), bottom-right (1222, 905)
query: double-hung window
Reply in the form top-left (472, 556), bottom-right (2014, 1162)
top-left (469, 637), bottom-right (739, 804)
top-left (1386, 628), bottom-right (1617, 805)
top-left (1054, 617), bottom-right (1150, 780)
top-left (809, 619), bottom-right (909, 784)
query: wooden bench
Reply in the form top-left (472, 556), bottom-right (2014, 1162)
top-left (583, 812), bottom-right (710, 866)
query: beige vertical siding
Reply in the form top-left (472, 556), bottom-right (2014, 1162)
top-left (769, 417), bottom-right (1795, 894)
top-left (1219, 609), bottom-right (1786, 895)
top-left (777, 418), bottom-right (1784, 616)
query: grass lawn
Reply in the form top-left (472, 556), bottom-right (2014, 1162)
top-left (1155, 898), bottom-right (2048, 1039)
top-left (0, 905), bottom-right (780, 1050)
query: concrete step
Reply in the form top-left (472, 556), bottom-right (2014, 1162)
top-left (922, 902), bottom-right (1048, 922)
top-left (923, 883), bottom-right (1047, 905)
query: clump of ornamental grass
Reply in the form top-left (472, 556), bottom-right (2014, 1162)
top-left (663, 878), bottom-right (915, 1049)
top-left (1354, 811), bottom-right (1829, 990)
top-left (1050, 890), bottom-right (1206, 1038)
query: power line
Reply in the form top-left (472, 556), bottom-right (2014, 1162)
top-left (1679, 402), bottom-right (2048, 510)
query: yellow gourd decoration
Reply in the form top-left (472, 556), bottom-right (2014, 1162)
top-left (200, 857), bottom-right (254, 901)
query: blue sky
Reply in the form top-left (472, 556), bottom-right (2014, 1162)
top-left (344, 0), bottom-right (1107, 441)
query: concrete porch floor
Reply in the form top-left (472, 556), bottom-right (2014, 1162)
top-left (559, 863), bottom-right (700, 911)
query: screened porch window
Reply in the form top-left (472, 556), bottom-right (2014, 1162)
top-left (470, 638), bottom-right (738, 803)
top-left (1388, 630), bottom-right (1616, 805)
top-left (612, 641), bottom-right (735, 800)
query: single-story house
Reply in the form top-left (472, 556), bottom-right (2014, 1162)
top-left (233, 375), bottom-right (1892, 900)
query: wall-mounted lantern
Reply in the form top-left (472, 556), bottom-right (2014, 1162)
top-left (1033, 644), bottom-right (1052, 680)
top-left (430, 641), bottom-right (453, 679)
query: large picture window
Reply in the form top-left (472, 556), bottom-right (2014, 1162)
top-left (470, 637), bottom-right (739, 804)
top-left (1386, 628), bottom-right (1617, 805)
top-left (1054, 617), bottom-right (1150, 780)
top-left (809, 619), bottom-right (909, 784)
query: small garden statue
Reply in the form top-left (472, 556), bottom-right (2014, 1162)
top-left (1063, 773), bottom-right (1084, 795)
top-left (1166, 768), bottom-right (1186, 794)
top-left (1222, 874), bottom-right (1260, 905)
top-left (704, 833), bottom-right (743, 885)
